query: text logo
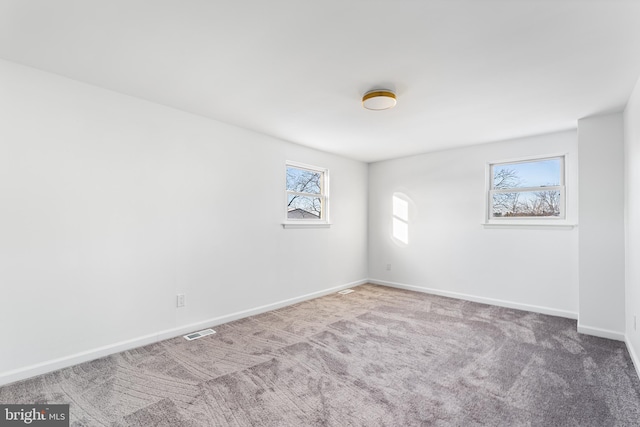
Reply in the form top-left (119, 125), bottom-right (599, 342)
top-left (0, 405), bottom-right (69, 426)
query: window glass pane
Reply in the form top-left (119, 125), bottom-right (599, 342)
top-left (287, 194), bottom-right (322, 219)
top-left (493, 158), bottom-right (561, 189)
top-left (492, 190), bottom-right (561, 217)
top-left (286, 166), bottom-right (321, 194)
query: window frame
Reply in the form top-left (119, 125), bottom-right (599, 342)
top-left (283, 161), bottom-right (330, 228)
top-left (486, 155), bottom-right (567, 224)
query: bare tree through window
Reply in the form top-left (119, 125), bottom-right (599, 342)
top-left (490, 157), bottom-right (563, 218)
top-left (286, 164), bottom-right (327, 220)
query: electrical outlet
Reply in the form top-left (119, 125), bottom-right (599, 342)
top-left (386, 264), bottom-right (391, 271)
top-left (177, 294), bottom-right (185, 308)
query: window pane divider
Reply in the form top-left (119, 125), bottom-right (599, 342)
top-left (286, 190), bottom-right (322, 198)
top-left (491, 185), bottom-right (564, 194)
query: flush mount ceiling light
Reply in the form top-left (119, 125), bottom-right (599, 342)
top-left (362, 89), bottom-right (397, 111)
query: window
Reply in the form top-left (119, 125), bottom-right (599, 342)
top-left (488, 156), bottom-right (565, 220)
top-left (285, 162), bottom-right (328, 223)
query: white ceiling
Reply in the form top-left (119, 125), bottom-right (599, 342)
top-left (1, 1), bottom-right (640, 163)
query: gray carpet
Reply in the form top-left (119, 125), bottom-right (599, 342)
top-left (2, 284), bottom-right (640, 426)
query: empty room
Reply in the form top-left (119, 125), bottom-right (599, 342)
top-left (2, 0), bottom-right (640, 425)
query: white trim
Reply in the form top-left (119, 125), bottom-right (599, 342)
top-left (368, 279), bottom-right (578, 319)
top-left (625, 335), bottom-right (640, 380)
top-left (486, 154), bottom-right (567, 222)
top-left (285, 161), bottom-right (329, 223)
top-left (282, 222), bottom-right (331, 229)
top-left (576, 323), bottom-right (625, 341)
top-left (0, 278), bottom-right (367, 387)
top-left (482, 222), bottom-right (576, 229)
top-left (487, 152), bottom-right (570, 171)
top-left (285, 160), bottom-right (327, 172)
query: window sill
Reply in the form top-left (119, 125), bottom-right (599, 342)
top-left (282, 222), bottom-right (331, 229)
top-left (483, 221), bottom-right (577, 230)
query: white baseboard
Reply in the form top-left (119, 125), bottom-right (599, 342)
top-left (369, 279), bottom-right (579, 320)
top-left (625, 335), bottom-right (640, 380)
top-left (372, 279), bottom-right (631, 343)
top-left (576, 324), bottom-right (625, 341)
top-left (0, 279), bottom-right (367, 387)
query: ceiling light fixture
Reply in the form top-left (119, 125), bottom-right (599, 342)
top-left (362, 89), bottom-right (397, 111)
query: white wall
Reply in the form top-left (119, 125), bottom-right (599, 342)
top-left (368, 131), bottom-right (579, 317)
top-left (577, 113), bottom-right (626, 339)
top-left (624, 76), bottom-right (640, 374)
top-left (0, 59), bottom-right (368, 385)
